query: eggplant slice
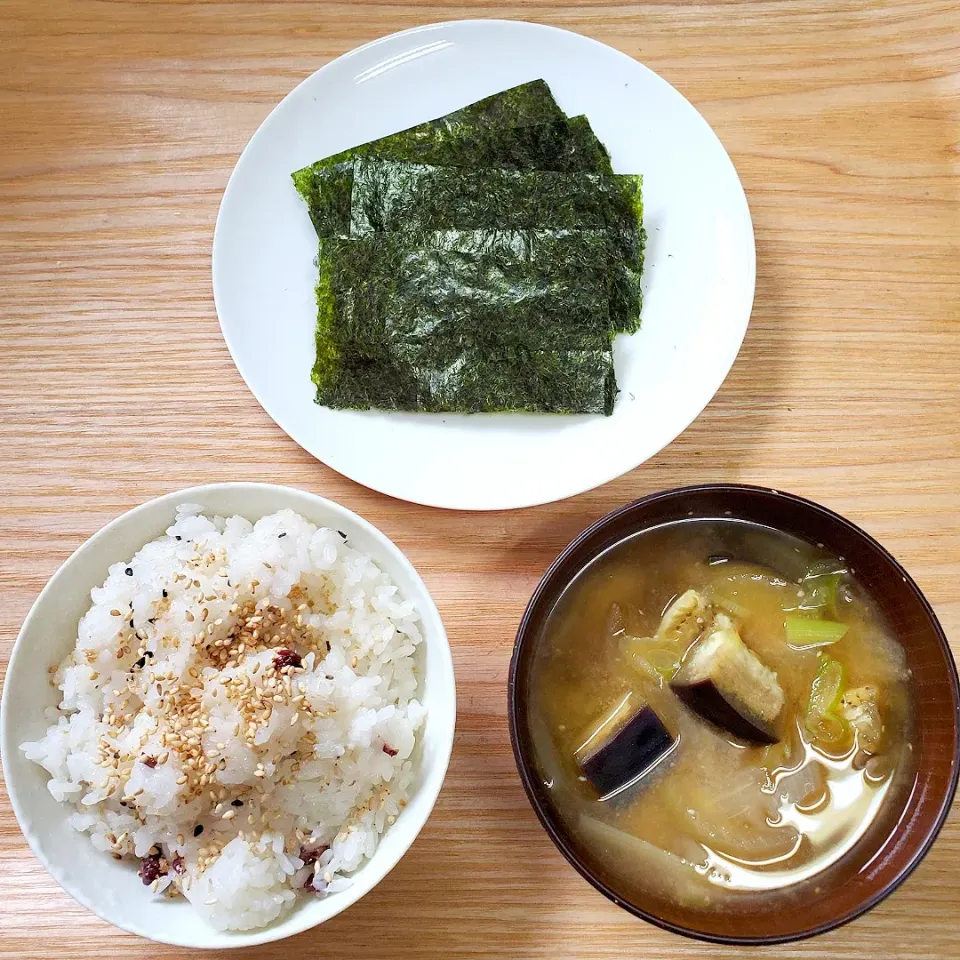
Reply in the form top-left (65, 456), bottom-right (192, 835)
top-left (654, 589), bottom-right (710, 645)
top-left (670, 615), bottom-right (785, 744)
top-left (579, 704), bottom-right (676, 798)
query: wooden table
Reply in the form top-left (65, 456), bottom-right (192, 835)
top-left (1, 1), bottom-right (958, 957)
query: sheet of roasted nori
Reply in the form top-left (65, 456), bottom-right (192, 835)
top-left (318, 347), bottom-right (616, 416)
top-left (322, 229), bottom-right (619, 346)
top-left (293, 114), bottom-right (611, 192)
top-left (306, 160), bottom-right (638, 236)
top-left (302, 160), bottom-right (643, 335)
top-left (447, 79), bottom-right (565, 128)
top-left (291, 79), bottom-right (605, 182)
top-left (292, 80), bottom-right (645, 416)
top-left (311, 231), bottom-right (618, 414)
top-left (291, 116), bottom-right (614, 236)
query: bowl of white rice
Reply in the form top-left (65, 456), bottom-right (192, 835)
top-left (0, 483), bottom-right (456, 947)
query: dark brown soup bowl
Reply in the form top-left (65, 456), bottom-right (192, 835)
top-left (508, 484), bottom-right (959, 944)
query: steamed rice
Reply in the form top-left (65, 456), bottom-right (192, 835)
top-left (21, 505), bottom-right (425, 931)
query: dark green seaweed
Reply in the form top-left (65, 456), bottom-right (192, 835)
top-left (292, 115), bottom-right (611, 200)
top-left (350, 160), bottom-right (641, 237)
top-left (292, 161), bottom-right (354, 238)
top-left (291, 80), bottom-right (605, 185)
top-left (317, 347), bottom-right (616, 416)
top-left (312, 231), bottom-right (618, 414)
top-left (321, 229), bottom-right (618, 346)
top-left (354, 226), bottom-right (638, 340)
top-left (302, 160), bottom-right (644, 334)
top-left (292, 81), bottom-right (645, 416)
top-left (306, 160), bottom-right (639, 239)
top-left (447, 80), bottom-right (565, 128)
top-left (292, 116), bottom-right (613, 226)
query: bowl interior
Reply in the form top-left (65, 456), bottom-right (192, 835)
top-left (0, 483), bottom-right (456, 948)
top-left (509, 484), bottom-right (959, 944)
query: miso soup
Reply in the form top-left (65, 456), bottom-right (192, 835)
top-left (528, 519), bottom-right (915, 911)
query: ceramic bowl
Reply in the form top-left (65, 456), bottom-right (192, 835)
top-left (508, 483), bottom-right (959, 944)
top-left (1, 483), bottom-right (456, 948)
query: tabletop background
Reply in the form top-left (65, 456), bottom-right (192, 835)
top-left (1, 0), bottom-right (958, 957)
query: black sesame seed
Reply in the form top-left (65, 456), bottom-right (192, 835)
top-left (162, 590), bottom-right (168, 598)
top-left (147, 617), bottom-right (156, 624)
top-left (134, 656), bottom-right (146, 669)
top-left (193, 824), bottom-right (204, 837)
top-left (231, 799), bottom-right (243, 807)
top-left (125, 567), bottom-right (133, 576)
top-left (175, 536), bottom-right (182, 541)
top-left (146, 651), bottom-right (154, 658)
top-left (278, 532), bottom-right (287, 539)
top-left (337, 530), bottom-right (347, 539)
top-left (129, 619), bottom-right (135, 629)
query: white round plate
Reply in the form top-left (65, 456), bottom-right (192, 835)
top-left (213, 19), bottom-right (755, 510)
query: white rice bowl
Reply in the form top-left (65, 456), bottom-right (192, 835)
top-left (1, 485), bottom-right (455, 947)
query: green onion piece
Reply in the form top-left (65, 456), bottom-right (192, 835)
top-left (796, 560), bottom-right (848, 617)
top-left (809, 657), bottom-right (846, 713)
top-left (785, 616), bottom-right (849, 649)
top-left (800, 575), bottom-right (842, 615)
top-left (621, 637), bottom-right (681, 682)
top-left (810, 711), bottom-right (847, 744)
top-left (645, 648), bottom-right (681, 680)
top-left (806, 559), bottom-right (849, 578)
top-left (805, 656), bottom-right (849, 743)
top-left (621, 635), bottom-right (654, 658)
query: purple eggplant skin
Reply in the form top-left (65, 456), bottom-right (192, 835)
top-left (580, 705), bottom-right (676, 796)
top-left (670, 678), bottom-right (779, 745)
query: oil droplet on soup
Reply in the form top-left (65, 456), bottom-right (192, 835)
top-left (528, 520), bottom-right (914, 909)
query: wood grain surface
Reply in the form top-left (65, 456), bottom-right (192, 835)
top-left (1, 1), bottom-right (958, 957)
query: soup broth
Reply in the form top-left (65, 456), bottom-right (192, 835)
top-left (528, 519), bottom-right (914, 911)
